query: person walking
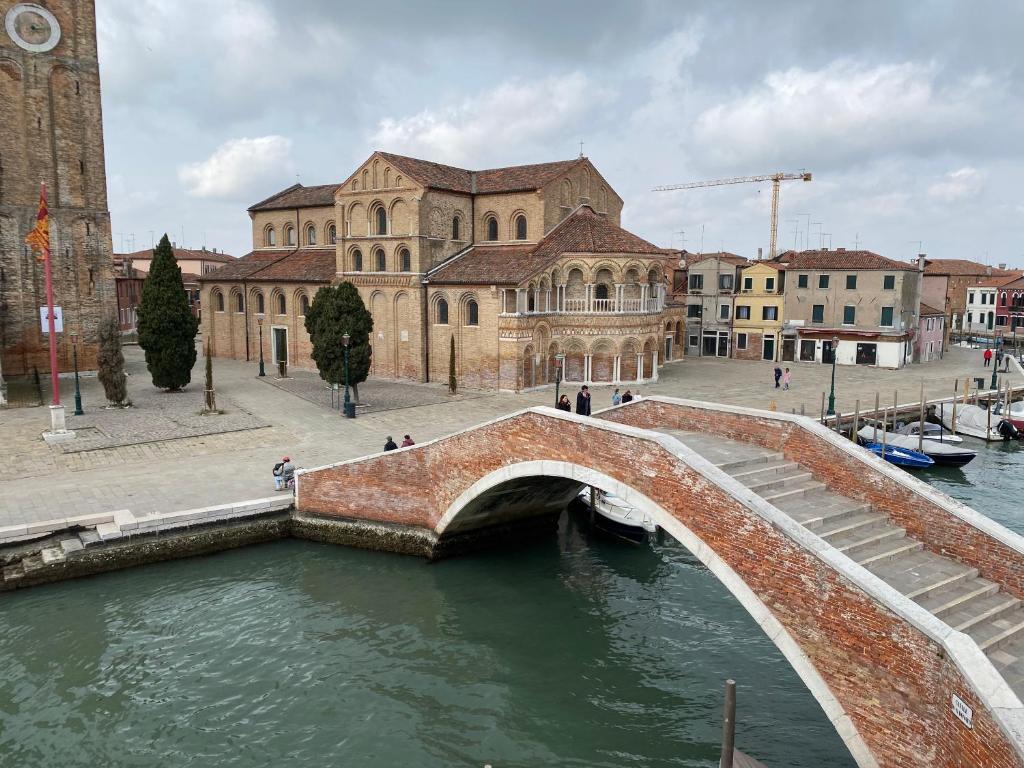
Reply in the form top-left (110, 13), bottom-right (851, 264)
top-left (401, 435), bottom-right (415, 447)
top-left (984, 348), bottom-right (992, 367)
top-left (996, 349), bottom-right (1004, 368)
top-left (773, 365), bottom-right (783, 388)
top-left (576, 385), bottom-right (592, 416)
top-left (383, 436), bottom-right (398, 451)
top-left (782, 367), bottom-right (792, 390)
top-left (556, 394), bottom-right (572, 411)
top-left (621, 390), bottom-right (633, 403)
top-left (612, 388), bottom-right (622, 406)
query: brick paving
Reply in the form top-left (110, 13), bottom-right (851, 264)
top-left (0, 341), bottom-right (1016, 529)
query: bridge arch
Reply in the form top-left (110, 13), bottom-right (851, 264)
top-left (436, 458), bottom-right (872, 766)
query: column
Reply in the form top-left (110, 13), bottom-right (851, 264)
top-left (585, 284), bottom-right (593, 313)
top-left (614, 284), bottom-right (623, 313)
top-left (613, 355), bottom-right (621, 383)
top-left (640, 284), bottom-right (649, 311)
top-left (651, 350), bottom-right (659, 382)
top-left (637, 353), bottom-right (644, 381)
top-left (584, 354), bottom-right (592, 382)
top-left (516, 288), bottom-right (526, 314)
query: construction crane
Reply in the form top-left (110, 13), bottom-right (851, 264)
top-left (653, 171), bottom-right (812, 259)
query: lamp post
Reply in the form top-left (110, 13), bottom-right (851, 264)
top-left (991, 333), bottom-right (999, 390)
top-left (826, 334), bottom-right (839, 416)
top-left (342, 333), bottom-right (355, 418)
top-left (554, 352), bottom-right (565, 406)
top-left (256, 314), bottom-right (266, 377)
top-left (70, 330), bottom-right (83, 416)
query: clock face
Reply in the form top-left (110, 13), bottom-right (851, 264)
top-left (5, 3), bottom-right (61, 53)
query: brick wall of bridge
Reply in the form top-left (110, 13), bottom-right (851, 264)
top-left (298, 409), bottom-right (1023, 767)
top-left (599, 398), bottom-right (1024, 603)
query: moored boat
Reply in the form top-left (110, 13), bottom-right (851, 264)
top-left (858, 426), bottom-right (976, 467)
top-left (859, 440), bottom-right (935, 469)
top-left (576, 488), bottom-right (657, 543)
top-left (895, 421), bottom-right (963, 444)
top-left (936, 402), bottom-right (1018, 441)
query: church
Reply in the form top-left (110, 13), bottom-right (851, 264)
top-left (201, 151), bottom-right (684, 391)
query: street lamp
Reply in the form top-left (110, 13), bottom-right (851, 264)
top-left (256, 314), bottom-right (266, 377)
top-left (554, 352), bottom-right (565, 407)
top-left (342, 332), bottom-right (355, 418)
top-left (990, 332), bottom-right (999, 390)
top-left (826, 334), bottom-right (839, 416)
top-left (70, 330), bottom-right (83, 416)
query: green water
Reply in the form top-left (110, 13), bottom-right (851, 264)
top-left (1, 441), bottom-right (1020, 768)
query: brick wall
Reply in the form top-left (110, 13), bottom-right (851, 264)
top-left (297, 408), bottom-right (1024, 767)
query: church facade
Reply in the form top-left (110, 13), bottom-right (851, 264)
top-left (1, 0), bottom-right (115, 378)
top-left (201, 152), bottom-right (684, 391)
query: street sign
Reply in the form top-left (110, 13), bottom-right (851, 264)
top-left (39, 306), bottom-right (63, 334)
top-left (952, 694), bottom-right (973, 729)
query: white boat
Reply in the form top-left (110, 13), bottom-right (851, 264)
top-left (936, 402), bottom-right (1005, 441)
top-left (576, 488), bottom-right (657, 542)
top-left (895, 421), bottom-right (963, 444)
top-left (857, 426), bottom-right (976, 466)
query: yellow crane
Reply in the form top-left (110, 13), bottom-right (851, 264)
top-left (653, 171), bottom-right (813, 259)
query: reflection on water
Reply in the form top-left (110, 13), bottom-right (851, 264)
top-left (0, 519), bottom-right (857, 768)
top-left (924, 438), bottom-right (1024, 533)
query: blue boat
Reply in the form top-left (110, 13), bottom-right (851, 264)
top-left (861, 441), bottom-right (934, 469)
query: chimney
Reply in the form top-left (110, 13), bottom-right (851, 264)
top-left (987, 265), bottom-right (993, 276)
top-left (757, 247), bottom-right (763, 260)
top-left (172, 241), bottom-right (177, 248)
top-left (836, 247), bottom-right (846, 253)
top-left (999, 262), bottom-right (1007, 271)
top-left (917, 253), bottom-right (926, 272)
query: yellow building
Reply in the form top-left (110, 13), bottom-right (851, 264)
top-left (732, 262), bottom-right (786, 361)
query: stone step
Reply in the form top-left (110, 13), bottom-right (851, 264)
top-left (853, 537), bottom-right (923, 566)
top-left (744, 471), bottom-right (815, 494)
top-left (77, 530), bottom-right (101, 547)
top-left (786, 500), bottom-right (874, 530)
top-left (729, 460), bottom-right (800, 482)
top-left (716, 452), bottom-right (782, 472)
top-left (916, 576), bottom-right (996, 613)
top-left (817, 512), bottom-right (889, 539)
top-left (966, 608), bottom-right (1024, 652)
top-left (828, 526), bottom-right (908, 558)
top-left (948, 594), bottom-right (1022, 633)
top-left (759, 479), bottom-right (826, 503)
top-left (863, 549), bottom-right (975, 598)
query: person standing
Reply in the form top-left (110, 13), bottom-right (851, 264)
top-left (612, 388), bottom-right (622, 406)
top-left (576, 385), bottom-right (592, 416)
top-left (984, 348), bottom-right (993, 367)
top-left (401, 435), bottom-right (415, 447)
top-left (782, 367), bottom-right (792, 390)
top-left (384, 436), bottom-right (398, 451)
top-left (773, 365), bottom-right (783, 388)
top-left (556, 394), bottom-right (572, 411)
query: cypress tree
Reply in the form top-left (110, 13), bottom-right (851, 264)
top-left (304, 282), bottom-right (373, 403)
top-left (203, 342), bottom-right (217, 413)
top-left (448, 334), bottom-right (457, 394)
top-left (137, 234), bottom-right (199, 391)
top-left (97, 312), bottom-right (128, 405)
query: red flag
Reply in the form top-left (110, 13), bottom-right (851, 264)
top-left (25, 185), bottom-right (49, 261)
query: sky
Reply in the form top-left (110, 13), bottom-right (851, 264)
top-left (97, 0), bottom-right (1024, 266)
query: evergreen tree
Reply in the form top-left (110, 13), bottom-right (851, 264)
top-left (203, 342), bottom-right (217, 413)
top-left (304, 282), bottom-right (373, 402)
top-left (97, 312), bottom-right (128, 405)
top-left (137, 234), bottom-right (198, 390)
top-left (448, 334), bottom-right (457, 394)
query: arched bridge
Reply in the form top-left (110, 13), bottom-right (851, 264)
top-left (296, 396), bottom-right (1024, 768)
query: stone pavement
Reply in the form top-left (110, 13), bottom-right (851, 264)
top-left (0, 342), bottom-right (1016, 528)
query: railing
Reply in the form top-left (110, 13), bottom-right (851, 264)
top-left (564, 298), bottom-right (588, 313)
top-left (592, 298), bottom-right (615, 312)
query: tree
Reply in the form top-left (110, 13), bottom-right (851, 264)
top-left (448, 334), bottom-right (457, 394)
top-left (97, 312), bottom-right (128, 405)
top-left (304, 282), bottom-right (373, 402)
top-left (137, 234), bottom-right (198, 390)
top-left (203, 342), bottom-right (217, 413)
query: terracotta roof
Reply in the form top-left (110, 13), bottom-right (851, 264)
top-left (428, 205), bottom-right (669, 285)
top-left (375, 152), bottom-right (583, 195)
top-left (247, 249), bottom-right (336, 283)
top-left (200, 250), bottom-right (286, 281)
top-left (919, 303), bottom-right (944, 315)
top-left (775, 249), bottom-right (916, 271)
top-left (975, 273), bottom-right (1024, 288)
top-left (687, 252), bottom-right (750, 267)
top-left (922, 259), bottom-right (1016, 276)
top-left (248, 183), bottom-right (339, 212)
top-left (115, 246), bottom-right (237, 264)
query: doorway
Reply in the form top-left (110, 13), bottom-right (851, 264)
top-left (856, 343), bottom-right (877, 365)
top-left (799, 339), bottom-right (816, 362)
top-left (782, 337), bottom-right (796, 362)
top-left (717, 332), bottom-right (729, 357)
top-left (822, 340), bottom-right (835, 364)
top-left (272, 326), bottom-right (288, 364)
top-left (762, 335), bottom-right (775, 361)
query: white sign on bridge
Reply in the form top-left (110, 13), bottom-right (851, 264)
top-left (952, 693), bottom-right (973, 729)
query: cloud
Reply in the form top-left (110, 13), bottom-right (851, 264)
top-left (370, 73), bottom-right (614, 166)
top-left (928, 166), bottom-right (983, 203)
top-left (178, 136), bottom-right (295, 200)
top-left (691, 61), bottom-right (994, 170)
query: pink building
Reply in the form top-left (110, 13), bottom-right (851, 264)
top-left (915, 303), bottom-right (945, 362)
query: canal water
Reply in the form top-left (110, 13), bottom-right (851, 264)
top-left (0, 439), bottom-right (1020, 767)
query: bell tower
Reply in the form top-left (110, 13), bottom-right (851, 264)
top-left (0, 0), bottom-right (114, 382)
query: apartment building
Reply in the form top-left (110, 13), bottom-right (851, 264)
top-left (732, 261), bottom-right (786, 361)
top-left (682, 253), bottom-right (749, 357)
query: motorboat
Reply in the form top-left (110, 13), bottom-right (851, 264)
top-left (895, 421), bottom-right (963, 445)
top-left (936, 402), bottom-right (1017, 441)
top-left (858, 426), bottom-right (976, 467)
top-left (859, 440), bottom-right (935, 469)
top-left (992, 400), bottom-right (1024, 431)
top-left (576, 487), bottom-right (657, 543)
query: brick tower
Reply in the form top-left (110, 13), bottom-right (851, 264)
top-left (0, 0), bottom-right (114, 380)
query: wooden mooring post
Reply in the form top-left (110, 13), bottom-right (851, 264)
top-left (852, 400), bottom-right (860, 443)
top-left (918, 381), bottom-right (926, 453)
top-left (873, 392), bottom-right (880, 442)
top-left (721, 679), bottom-right (736, 768)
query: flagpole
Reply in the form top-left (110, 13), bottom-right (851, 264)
top-left (43, 231), bottom-right (60, 406)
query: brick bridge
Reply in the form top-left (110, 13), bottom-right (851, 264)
top-left (296, 396), bottom-right (1024, 768)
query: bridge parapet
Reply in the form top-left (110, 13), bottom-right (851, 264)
top-left (296, 405), bottom-right (1024, 767)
